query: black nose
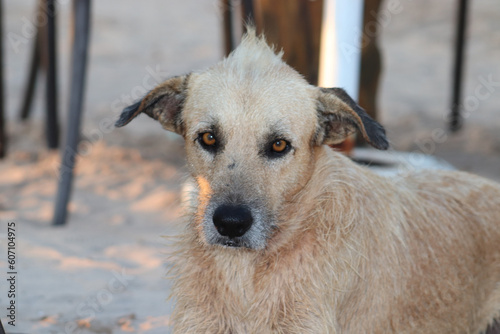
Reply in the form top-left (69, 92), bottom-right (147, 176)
top-left (213, 204), bottom-right (253, 238)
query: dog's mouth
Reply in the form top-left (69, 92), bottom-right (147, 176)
top-left (222, 239), bottom-right (241, 248)
top-left (207, 229), bottom-right (268, 250)
top-left (216, 236), bottom-right (249, 248)
top-left (210, 232), bottom-right (266, 249)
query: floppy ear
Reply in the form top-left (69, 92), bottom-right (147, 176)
top-left (316, 87), bottom-right (389, 150)
top-left (115, 75), bottom-right (189, 135)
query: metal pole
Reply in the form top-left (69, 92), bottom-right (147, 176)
top-left (449, 0), bottom-right (468, 132)
top-left (53, 0), bottom-right (91, 225)
top-left (20, 29), bottom-right (41, 120)
top-left (46, 0), bottom-right (59, 148)
top-left (0, 317), bottom-right (6, 334)
top-left (0, 0), bottom-right (5, 158)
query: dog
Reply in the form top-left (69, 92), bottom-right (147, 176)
top-left (116, 29), bottom-right (500, 333)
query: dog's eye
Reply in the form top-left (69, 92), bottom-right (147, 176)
top-left (198, 132), bottom-right (219, 153)
top-left (272, 140), bottom-right (288, 153)
top-left (201, 132), bottom-right (216, 146)
top-left (266, 139), bottom-right (291, 158)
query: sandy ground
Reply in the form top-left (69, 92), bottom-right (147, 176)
top-left (0, 0), bottom-right (499, 333)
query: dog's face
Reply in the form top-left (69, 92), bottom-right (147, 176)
top-left (181, 62), bottom-right (321, 249)
top-left (116, 32), bottom-right (388, 250)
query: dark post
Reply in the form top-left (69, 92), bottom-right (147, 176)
top-left (0, 0), bottom-right (5, 158)
top-left (46, 0), bottom-right (59, 148)
top-left (53, 0), bottom-right (91, 225)
top-left (222, 0), bottom-right (235, 56)
top-left (241, 0), bottom-right (254, 24)
top-left (0, 317), bottom-right (5, 334)
top-left (449, 0), bottom-right (468, 132)
top-left (253, 0), bottom-right (323, 85)
top-left (21, 1), bottom-right (43, 121)
top-left (20, 30), bottom-right (41, 120)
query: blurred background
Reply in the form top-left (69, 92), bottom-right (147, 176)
top-left (0, 0), bottom-right (499, 333)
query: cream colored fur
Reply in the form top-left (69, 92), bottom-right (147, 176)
top-left (117, 30), bottom-right (500, 333)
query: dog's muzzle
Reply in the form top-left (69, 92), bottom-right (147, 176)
top-left (213, 204), bottom-right (253, 241)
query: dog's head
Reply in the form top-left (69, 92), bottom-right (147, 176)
top-left (116, 31), bottom-right (388, 250)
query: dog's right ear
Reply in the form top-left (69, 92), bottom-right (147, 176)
top-left (316, 87), bottom-right (389, 150)
top-left (115, 75), bottom-right (189, 135)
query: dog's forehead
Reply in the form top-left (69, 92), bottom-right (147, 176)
top-left (183, 33), bottom-right (318, 139)
top-left (185, 68), bottom-right (316, 140)
top-left (185, 74), bottom-right (315, 140)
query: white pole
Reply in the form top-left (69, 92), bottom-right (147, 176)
top-left (318, 0), bottom-right (364, 101)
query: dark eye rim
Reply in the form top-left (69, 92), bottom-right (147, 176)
top-left (267, 139), bottom-right (292, 158)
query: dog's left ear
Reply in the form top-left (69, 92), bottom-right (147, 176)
top-left (115, 75), bottom-right (189, 135)
top-left (316, 87), bottom-right (389, 150)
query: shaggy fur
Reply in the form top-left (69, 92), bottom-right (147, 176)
top-left (117, 30), bottom-right (500, 333)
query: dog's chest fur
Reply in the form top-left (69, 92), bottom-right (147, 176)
top-left (172, 228), bottom-right (337, 333)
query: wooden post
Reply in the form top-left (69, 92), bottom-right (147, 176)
top-left (358, 0), bottom-right (383, 121)
top-left (253, 0), bottom-right (323, 85)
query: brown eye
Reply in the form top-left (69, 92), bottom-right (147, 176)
top-left (272, 140), bottom-right (287, 153)
top-left (201, 132), bottom-right (216, 146)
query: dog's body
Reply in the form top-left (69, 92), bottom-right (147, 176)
top-left (117, 30), bottom-right (500, 333)
top-left (172, 154), bottom-right (500, 333)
